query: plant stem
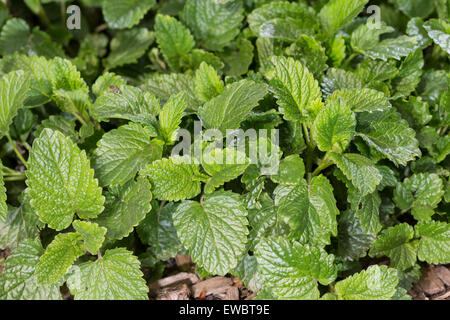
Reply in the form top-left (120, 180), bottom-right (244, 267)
top-left (36, 2), bottom-right (51, 28)
top-left (343, 53), bottom-right (358, 68)
top-left (4, 176), bottom-right (26, 182)
top-left (312, 151), bottom-right (333, 177)
top-left (7, 134), bottom-right (27, 167)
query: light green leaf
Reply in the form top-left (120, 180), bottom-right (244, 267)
top-left (173, 190), bottom-right (248, 275)
top-left (0, 239), bottom-right (61, 300)
top-left (92, 72), bottom-right (126, 97)
top-left (312, 98), bottom-right (356, 153)
top-left (26, 129), bottom-right (105, 231)
top-left (255, 237), bottom-right (337, 300)
top-left (95, 176), bottom-right (152, 240)
top-left (136, 202), bottom-right (182, 261)
top-left (394, 173), bottom-right (444, 221)
top-left (0, 70), bottom-right (31, 138)
top-left (93, 123), bottom-right (162, 187)
top-left (36, 232), bottom-right (85, 285)
top-left (180, 0), bottom-right (244, 51)
top-left (335, 265), bottom-right (399, 300)
top-left (104, 28), bottom-right (154, 70)
top-left (67, 248), bottom-right (148, 300)
top-left (266, 56), bottom-right (324, 123)
top-left (406, 18), bottom-right (432, 50)
top-left (423, 19), bottom-right (450, 55)
top-left (233, 254), bottom-right (263, 293)
top-left (155, 14), bottom-right (195, 71)
top-left (35, 115), bottom-right (78, 143)
top-left (102, 0), bottom-right (156, 29)
top-left (369, 223), bottom-right (417, 270)
top-left (348, 189), bottom-right (382, 234)
top-left (321, 68), bottom-right (364, 97)
top-left (194, 62), bottom-right (224, 103)
top-left (388, 0), bottom-right (435, 18)
top-left (218, 38), bottom-right (254, 77)
top-left (198, 79), bottom-right (267, 133)
top-left (356, 59), bottom-right (399, 83)
top-left (330, 153), bottom-right (381, 196)
top-left (158, 92), bottom-right (186, 144)
top-left (141, 156), bottom-right (208, 201)
top-left (271, 154), bottom-right (305, 185)
top-left (415, 221), bottom-right (450, 264)
top-left (202, 148), bottom-right (249, 194)
top-left (274, 175), bottom-right (339, 247)
top-left (319, 0), bottom-right (369, 36)
top-left (73, 220), bottom-right (107, 255)
top-left (286, 35), bottom-right (328, 78)
top-left (327, 89), bottom-right (391, 113)
top-left (180, 48), bottom-right (224, 72)
top-left (392, 50), bottom-right (424, 99)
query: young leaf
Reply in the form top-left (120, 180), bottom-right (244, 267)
top-left (35, 232), bottom-right (85, 285)
top-left (0, 70), bottom-right (31, 138)
top-left (67, 248), bottom-right (148, 300)
top-left (286, 35), bottom-right (328, 78)
top-left (319, 0), bottom-right (369, 36)
top-left (423, 19), bottom-right (450, 55)
top-left (334, 265), bottom-right (399, 300)
top-left (312, 98), bottom-right (356, 153)
top-left (73, 220), bottom-right (107, 255)
top-left (255, 237), bottom-right (337, 300)
top-left (95, 176), bottom-right (152, 240)
top-left (271, 154), bottom-right (305, 185)
top-left (415, 221), bottom-right (450, 264)
top-left (93, 123), bottom-right (162, 187)
top-left (392, 50), bottom-right (424, 98)
top-left (141, 156), bottom-right (208, 201)
top-left (173, 190), bottom-right (248, 275)
top-left (102, 0), bottom-right (156, 29)
top-left (326, 89), bottom-right (391, 113)
top-left (35, 115), bottom-right (78, 143)
top-left (198, 79), bottom-right (267, 133)
top-left (194, 62), bottom-right (224, 103)
top-left (26, 129), bottom-right (105, 231)
top-left (155, 14), bottom-right (195, 71)
top-left (348, 189), bottom-right (382, 234)
top-left (266, 56), bottom-right (324, 123)
top-left (158, 92), bottom-right (187, 144)
top-left (369, 223), bottom-right (417, 270)
top-left (0, 239), bottom-right (61, 300)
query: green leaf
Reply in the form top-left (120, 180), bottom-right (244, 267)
top-left (173, 190), bottom-right (248, 275)
top-left (35, 232), bottom-right (85, 285)
top-left (0, 239), bottom-right (61, 300)
top-left (266, 56), bottom-right (324, 123)
top-left (67, 248), bottom-right (148, 300)
top-left (392, 50), bottom-right (424, 99)
top-left (356, 59), bottom-right (399, 83)
top-left (194, 62), bottom-right (224, 103)
top-left (351, 23), bottom-right (417, 61)
top-left (329, 153), bottom-right (381, 196)
top-left (180, 48), bottom-right (224, 72)
top-left (180, 0), bottom-right (244, 51)
top-left (334, 265), bottom-right (399, 300)
top-left (321, 68), bottom-right (364, 97)
top-left (35, 115), bottom-right (78, 143)
top-left (388, 0), bottom-right (435, 18)
top-left (73, 220), bottom-right (107, 255)
top-left (26, 129), bottom-right (105, 231)
top-left (415, 221), bottom-right (450, 264)
top-left (92, 72), bottom-right (126, 97)
top-left (406, 18), bottom-right (432, 50)
top-left (312, 98), bottom-right (356, 153)
top-left (255, 237), bottom-right (337, 300)
top-left (93, 123), bottom-right (162, 187)
top-left (158, 92), bottom-right (186, 144)
top-left (286, 35), bottom-right (328, 78)
top-left (104, 28), bottom-right (154, 70)
top-left (136, 202), bottom-right (182, 261)
top-left (394, 173), bottom-right (444, 221)
top-left (233, 254), bottom-right (263, 293)
top-left (274, 175), bottom-right (339, 247)
top-left (369, 223), bottom-right (417, 270)
top-left (218, 38), bottom-right (254, 77)
top-left (202, 148), bottom-right (249, 194)
top-left (423, 19), bottom-right (450, 55)
top-left (95, 176), bottom-right (152, 240)
top-left (198, 79), bottom-right (267, 133)
top-left (326, 89), bottom-right (391, 113)
top-left (0, 70), bottom-right (31, 138)
top-left (319, 0), bottom-right (369, 36)
top-left (248, 1), bottom-right (317, 41)
top-left (271, 154), bottom-right (305, 185)
top-left (356, 109), bottom-right (421, 166)
top-left (348, 189), bottom-right (382, 234)
top-left (155, 14), bottom-right (195, 71)
top-left (141, 156), bottom-right (208, 201)
top-left (102, 0), bottom-right (156, 29)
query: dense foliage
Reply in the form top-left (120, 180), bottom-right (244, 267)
top-left (0, 0), bottom-right (449, 300)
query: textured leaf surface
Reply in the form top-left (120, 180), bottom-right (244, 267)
top-left (335, 265), bottom-right (399, 300)
top-left (141, 156), bottom-right (207, 201)
top-left (423, 19), bottom-right (450, 55)
top-left (73, 220), bottom-right (106, 255)
top-left (255, 237), bottom-right (337, 300)
top-left (102, 0), bottom-right (156, 29)
top-left (369, 223), bottom-right (417, 270)
top-left (67, 248), bottom-right (148, 300)
top-left (267, 56), bottom-right (323, 122)
top-left (348, 189), bottom-right (382, 234)
top-left (173, 191), bottom-right (248, 275)
top-left (158, 93), bottom-right (186, 144)
top-left (415, 221), bottom-right (450, 264)
top-left (93, 123), bottom-right (162, 187)
top-left (35, 232), bottom-right (84, 285)
top-left (95, 176), bottom-right (152, 240)
top-left (327, 89), bottom-right (391, 113)
top-left (319, 0), bottom-right (368, 36)
top-left (0, 239), bottom-right (61, 300)
top-left (26, 129), bottom-right (105, 231)
top-left (194, 62), bottom-right (224, 103)
top-left (198, 79), bottom-right (266, 133)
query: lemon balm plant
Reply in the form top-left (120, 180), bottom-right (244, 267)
top-left (0, 0), bottom-right (449, 300)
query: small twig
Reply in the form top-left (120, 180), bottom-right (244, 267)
top-left (7, 134), bottom-right (27, 167)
